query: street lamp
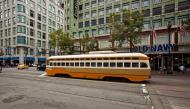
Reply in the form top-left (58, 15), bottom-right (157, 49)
top-left (167, 21), bottom-right (173, 74)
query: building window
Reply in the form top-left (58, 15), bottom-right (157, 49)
top-left (79, 22), bottom-right (83, 28)
top-left (17, 15), bottom-right (26, 23)
top-left (143, 0), bottom-right (149, 7)
top-left (42, 33), bottom-right (46, 39)
top-left (38, 14), bottom-right (41, 21)
top-left (143, 22), bottom-right (150, 29)
top-left (13, 27), bottom-right (16, 35)
top-left (132, 2), bottom-right (139, 9)
top-left (17, 36), bottom-right (26, 44)
top-left (114, 5), bottom-right (120, 12)
top-left (12, 7), bottom-right (16, 15)
top-left (165, 4), bottom-right (175, 13)
top-left (30, 28), bottom-right (34, 36)
top-left (0, 12), bottom-right (2, 19)
top-left (178, 16), bottom-right (188, 25)
top-left (144, 9), bottom-right (150, 17)
top-left (17, 4), bottom-right (25, 13)
top-left (92, 29), bottom-right (96, 36)
top-left (164, 18), bottom-right (174, 26)
top-left (37, 22), bottom-right (41, 29)
top-left (98, 9), bottom-right (104, 16)
top-left (178, 0), bottom-right (190, 11)
top-left (91, 19), bottom-right (97, 26)
top-left (98, 18), bottom-right (104, 24)
top-left (30, 19), bottom-right (34, 27)
top-left (153, 20), bottom-right (161, 28)
top-left (106, 6), bottom-right (112, 14)
top-left (17, 25), bottom-right (26, 34)
top-left (123, 3), bottom-right (129, 9)
top-left (153, 7), bottom-right (162, 16)
top-left (91, 11), bottom-right (96, 17)
top-left (91, 0), bottom-right (96, 7)
top-left (85, 12), bottom-right (90, 18)
top-left (37, 31), bottom-right (41, 38)
top-left (85, 21), bottom-right (90, 27)
top-left (12, 17), bottom-right (16, 25)
top-left (30, 10), bottom-right (35, 17)
top-left (85, 2), bottom-right (90, 9)
top-left (153, 0), bottom-right (161, 4)
top-left (79, 13), bottom-right (83, 19)
top-left (98, 28), bottom-right (104, 35)
top-left (0, 21), bottom-right (2, 28)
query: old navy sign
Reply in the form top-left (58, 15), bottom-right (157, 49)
top-left (133, 44), bottom-right (176, 53)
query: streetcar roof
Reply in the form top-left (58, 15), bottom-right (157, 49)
top-left (48, 53), bottom-right (148, 59)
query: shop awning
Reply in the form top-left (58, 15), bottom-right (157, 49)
top-left (38, 57), bottom-right (46, 62)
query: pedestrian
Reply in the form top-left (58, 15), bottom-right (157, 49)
top-left (0, 63), bottom-right (2, 73)
top-left (179, 64), bottom-right (185, 73)
top-left (163, 65), bottom-right (166, 74)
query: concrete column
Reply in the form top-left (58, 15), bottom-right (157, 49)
top-left (19, 47), bottom-right (24, 65)
top-left (34, 47), bottom-right (38, 65)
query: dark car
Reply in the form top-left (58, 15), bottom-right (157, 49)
top-left (37, 64), bottom-right (46, 71)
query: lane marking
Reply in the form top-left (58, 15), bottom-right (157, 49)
top-left (39, 73), bottom-right (47, 77)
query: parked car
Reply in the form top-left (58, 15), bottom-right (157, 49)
top-left (37, 64), bottom-right (46, 71)
top-left (17, 64), bottom-right (29, 69)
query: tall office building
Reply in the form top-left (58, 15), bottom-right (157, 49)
top-left (66, 0), bottom-right (190, 70)
top-left (0, 0), bottom-right (65, 65)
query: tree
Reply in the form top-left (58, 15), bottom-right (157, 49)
top-left (80, 33), bottom-right (98, 53)
top-left (49, 29), bottom-right (74, 55)
top-left (122, 9), bottom-right (144, 52)
top-left (108, 10), bottom-right (144, 52)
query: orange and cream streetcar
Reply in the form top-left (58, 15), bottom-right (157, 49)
top-left (46, 51), bottom-right (151, 82)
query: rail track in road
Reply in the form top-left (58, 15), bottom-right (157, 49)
top-left (0, 68), bottom-right (152, 109)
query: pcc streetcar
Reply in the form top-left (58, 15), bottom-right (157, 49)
top-left (46, 51), bottom-right (151, 82)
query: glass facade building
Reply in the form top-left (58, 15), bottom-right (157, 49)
top-left (66, 0), bottom-right (190, 71)
top-left (0, 0), bottom-right (65, 65)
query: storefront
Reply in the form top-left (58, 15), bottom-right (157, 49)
top-left (133, 44), bottom-right (190, 71)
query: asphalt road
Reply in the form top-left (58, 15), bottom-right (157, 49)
top-left (0, 68), bottom-right (189, 109)
top-left (0, 67), bottom-right (152, 109)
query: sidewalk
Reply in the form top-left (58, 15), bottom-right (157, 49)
top-left (151, 70), bottom-right (190, 76)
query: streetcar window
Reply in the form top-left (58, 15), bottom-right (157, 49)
top-left (140, 62), bottom-right (148, 68)
top-left (103, 58), bottom-right (109, 60)
top-left (117, 62), bottom-right (123, 67)
top-left (80, 62), bottom-right (84, 67)
top-left (85, 62), bottom-right (90, 67)
top-left (110, 62), bottom-right (116, 67)
top-left (75, 62), bottom-right (79, 66)
top-left (70, 63), bottom-right (74, 66)
top-left (97, 62), bottom-right (102, 67)
top-left (110, 57), bottom-right (116, 60)
top-left (61, 62), bottom-right (65, 66)
top-left (91, 58), bottom-right (96, 60)
top-left (124, 62), bottom-right (131, 67)
top-left (124, 57), bottom-right (131, 60)
top-left (91, 62), bottom-right (96, 67)
top-left (132, 57), bottom-right (139, 60)
top-left (103, 62), bottom-right (109, 67)
top-left (75, 58), bottom-right (79, 60)
top-left (50, 63), bottom-right (53, 66)
top-left (132, 63), bottom-right (139, 67)
top-left (117, 57), bottom-right (123, 60)
top-left (97, 58), bottom-right (102, 60)
top-left (66, 63), bottom-right (69, 66)
top-left (53, 63), bottom-right (56, 66)
top-left (57, 62), bottom-right (60, 66)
